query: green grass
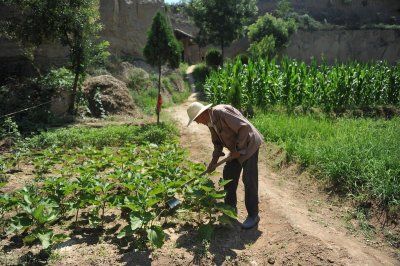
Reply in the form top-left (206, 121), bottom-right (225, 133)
top-left (130, 72), bottom-right (190, 115)
top-left (25, 123), bottom-right (178, 149)
top-left (252, 113), bottom-right (400, 210)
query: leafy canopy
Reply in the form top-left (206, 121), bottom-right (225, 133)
top-left (187, 0), bottom-right (258, 56)
top-left (0, 0), bottom-right (109, 114)
top-left (247, 12), bottom-right (296, 58)
top-left (143, 11), bottom-right (182, 69)
top-left (143, 11), bottom-right (182, 123)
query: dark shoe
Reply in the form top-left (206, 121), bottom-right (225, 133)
top-left (241, 215), bottom-right (260, 229)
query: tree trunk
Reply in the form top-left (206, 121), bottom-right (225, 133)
top-left (157, 64), bottom-right (161, 124)
top-left (68, 66), bottom-right (80, 115)
top-left (221, 41), bottom-right (225, 65)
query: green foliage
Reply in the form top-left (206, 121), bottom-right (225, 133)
top-left (0, 117), bottom-right (22, 142)
top-left (187, 0), bottom-right (258, 59)
top-left (179, 62), bottom-right (189, 76)
top-left (129, 71), bottom-right (189, 115)
top-left (247, 35), bottom-right (276, 59)
top-left (289, 13), bottom-right (325, 31)
top-left (26, 123), bottom-right (177, 150)
top-left (131, 86), bottom-right (159, 115)
top-left (2, 124), bottom-right (232, 250)
top-left (143, 11), bottom-right (182, 123)
top-left (37, 68), bottom-right (75, 92)
top-left (0, 0), bottom-right (109, 114)
top-left (252, 113), bottom-right (400, 211)
top-left (127, 68), bottom-right (153, 91)
top-left (247, 13), bottom-right (297, 55)
top-left (275, 0), bottom-right (293, 18)
top-left (205, 49), bottom-right (223, 67)
top-left (235, 54), bottom-right (250, 65)
top-left (143, 12), bottom-right (182, 70)
top-left (204, 57), bottom-right (400, 113)
top-left (192, 63), bottom-right (211, 93)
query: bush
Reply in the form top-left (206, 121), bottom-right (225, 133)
top-left (248, 35), bottom-right (276, 59)
top-left (288, 13), bottom-right (324, 30)
top-left (38, 67), bottom-right (75, 92)
top-left (192, 63), bottom-right (211, 93)
top-left (127, 68), bottom-right (152, 91)
top-left (205, 49), bottom-right (223, 67)
top-left (247, 12), bottom-right (297, 58)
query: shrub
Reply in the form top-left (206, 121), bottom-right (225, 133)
top-left (192, 63), bottom-right (211, 93)
top-left (205, 48), bottom-right (223, 67)
top-left (248, 35), bottom-right (276, 59)
top-left (248, 13), bottom-right (297, 55)
top-left (38, 67), bottom-right (75, 92)
top-left (127, 68), bottom-right (152, 91)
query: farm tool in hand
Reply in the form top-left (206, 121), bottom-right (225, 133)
top-left (166, 155), bottom-right (232, 209)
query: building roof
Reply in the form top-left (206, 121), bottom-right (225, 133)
top-left (174, 28), bottom-right (194, 40)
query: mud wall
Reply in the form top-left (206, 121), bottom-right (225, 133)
top-left (285, 29), bottom-right (400, 64)
top-left (258, 0), bottom-right (400, 26)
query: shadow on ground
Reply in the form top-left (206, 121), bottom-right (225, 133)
top-left (176, 222), bottom-right (262, 265)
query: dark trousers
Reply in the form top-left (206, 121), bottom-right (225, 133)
top-left (223, 149), bottom-right (259, 217)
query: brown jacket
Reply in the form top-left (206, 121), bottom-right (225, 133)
top-left (208, 104), bottom-right (263, 164)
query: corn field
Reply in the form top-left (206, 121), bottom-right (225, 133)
top-left (204, 57), bottom-right (400, 113)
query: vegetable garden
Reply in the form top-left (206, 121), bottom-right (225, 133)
top-left (0, 124), bottom-right (235, 253)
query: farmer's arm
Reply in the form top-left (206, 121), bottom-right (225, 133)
top-left (220, 110), bottom-right (251, 158)
top-left (208, 127), bottom-right (224, 172)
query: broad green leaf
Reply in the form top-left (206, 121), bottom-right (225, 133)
top-left (23, 234), bottom-right (37, 244)
top-left (146, 226), bottom-right (165, 248)
top-left (7, 214), bottom-right (32, 234)
top-left (23, 194), bottom-right (32, 205)
top-left (200, 186), bottom-right (213, 192)
top-left (32, 204), bottom-right (49, 224)
top-left (218, 179), bottom-right (232, 187)
top-left (146, 197), bottom-right (160, 208)
top-left (52, 233), bottom-right (69, 243)
top-left (117, 225), bottom-right (134, 239)
top-left (37, 230), bottom-right (53, 249)
top-left (130, 216), bottom-right (143, 231)
top-left (216, 203), bottom-right (237, 219)
top-left (208, 191), bottom-right (226, 199)
top-left (148, 186), bottom-right (165, 196)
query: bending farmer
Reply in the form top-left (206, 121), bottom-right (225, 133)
top-left (187, 102), bottom-right (263, 229)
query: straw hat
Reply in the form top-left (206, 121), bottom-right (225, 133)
top-left (187, 102), bottom-right (212, 126)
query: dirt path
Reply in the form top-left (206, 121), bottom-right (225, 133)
top-left (161, 91), bottom-right (399, 265)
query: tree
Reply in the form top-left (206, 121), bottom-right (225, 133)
top-left (187, 0), bottom-right (258, 62)
top-left (143, 11), bottom-right (182, 124)
top-left (275, 0), bottom-right (293, 19)
top-left (247, 13), bottom-right (296, 58)
top-left (0, 0), bottom-right (109, 115)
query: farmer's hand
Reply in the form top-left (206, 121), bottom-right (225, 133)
top-left (207, 162), bottom-right (217, 173)
top-left (206, 157), bottom-right (219, 173)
